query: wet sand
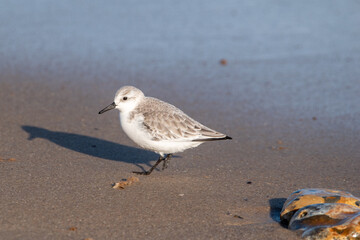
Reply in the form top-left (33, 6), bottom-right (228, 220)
top-left (1, 1), bottom-right (360, 239)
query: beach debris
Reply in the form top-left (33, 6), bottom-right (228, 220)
top-left (112, 176), bottom-right (139, 189)
top-left (280, 188), bottom-right (360, 239)
top-left (220, 59), bottom-right (227, 65)
top-left (68, 226), bottom-right (77, 231)
top-left (226, 211), bottom-right (244, 219)
top-left (0, 157), bottom-right (16, 162)
top-left (281, 189), bottom-right (360, 223)
top-left (271, 140), bottom-right (287, 151)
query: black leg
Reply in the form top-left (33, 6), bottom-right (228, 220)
top-left (162, 154), bottom-right (173, 170)
top-left (133, 156), bottom-right (165, 175)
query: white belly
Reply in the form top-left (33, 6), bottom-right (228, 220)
top-left (119, 112), bottom-right (202, 155)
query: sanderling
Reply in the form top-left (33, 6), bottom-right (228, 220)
top-left (99, 86), bottom-right (232, 175)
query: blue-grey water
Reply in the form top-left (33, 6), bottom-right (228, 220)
top-left (1, 0), bottom-right (360, 122)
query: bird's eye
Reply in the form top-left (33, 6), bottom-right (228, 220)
top-left (123, 97), bottom-right (128, 100)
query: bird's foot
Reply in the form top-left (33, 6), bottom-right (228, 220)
top-left (133, 154), bottom-right (172, 175)
top-left (132, 171), bottom-right (151, 175)
top-left (162, 154), bottom-right (173, 170)
top-left (162, 159), bottom-right (169, 170)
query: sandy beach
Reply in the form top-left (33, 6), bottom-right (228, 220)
top-left (1, 1), bottom-right (360, 239)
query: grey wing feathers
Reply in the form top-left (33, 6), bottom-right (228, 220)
top-left (136, 97), bottom-right (231, 141)
top-left (142, 110), bottom-right (228, 142)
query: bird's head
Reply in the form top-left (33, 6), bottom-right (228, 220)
top-left (98, 86), bottom-right (145, 114)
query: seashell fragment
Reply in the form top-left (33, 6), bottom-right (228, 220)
top-left (280, 188), bottom-right (360, 239)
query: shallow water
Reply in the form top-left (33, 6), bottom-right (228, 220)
top-left (1, 1), bottom-right (360, 126)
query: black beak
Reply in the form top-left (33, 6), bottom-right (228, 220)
top-left (98, 102), bottom-right (116, 114)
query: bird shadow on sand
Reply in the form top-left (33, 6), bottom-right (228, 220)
top-left (21, 125), bottom-right (173, 172)
top-left (268, 198), bottom-right (287, 228)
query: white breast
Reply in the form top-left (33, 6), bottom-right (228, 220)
top-left (119, 112), bottom-right (202, 155)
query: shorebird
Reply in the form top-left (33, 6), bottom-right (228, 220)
top-left (99, 86), bottom-right (231, 175)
